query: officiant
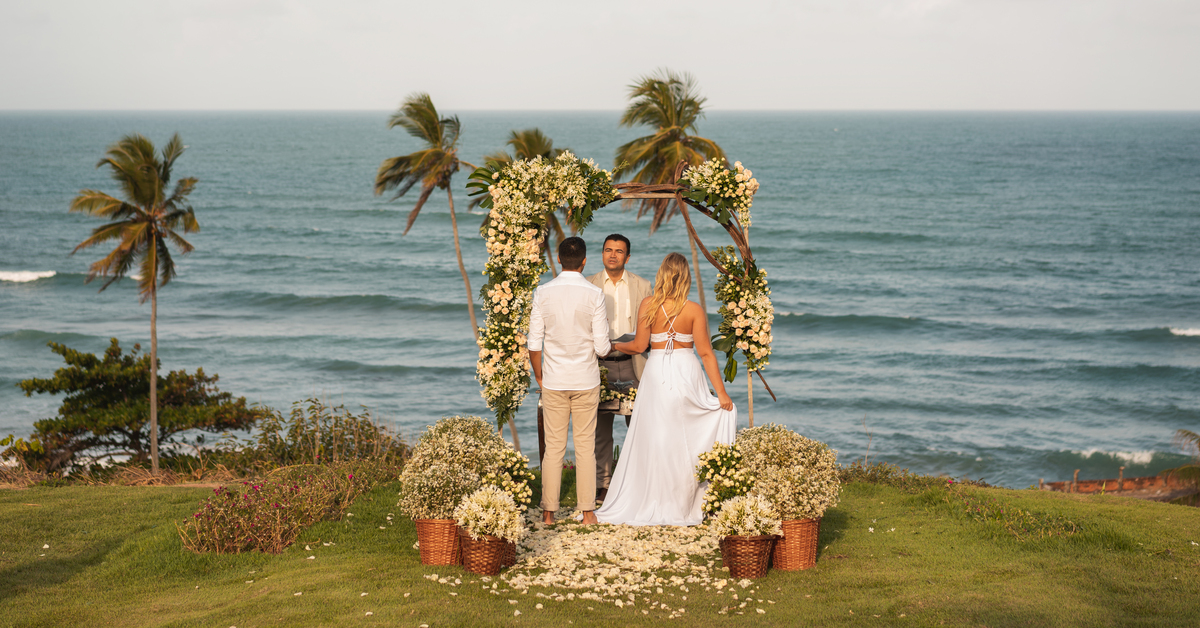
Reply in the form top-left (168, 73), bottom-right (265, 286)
top-left (589, 234), bottom-right (652, 503)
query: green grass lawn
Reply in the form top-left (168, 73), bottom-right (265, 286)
top-left (3, 479), bottom-right (1199, 627)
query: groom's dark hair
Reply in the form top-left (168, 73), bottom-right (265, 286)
top-left (558, 237), bottom-right (586, 271)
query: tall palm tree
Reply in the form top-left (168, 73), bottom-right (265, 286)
top-left (474, 129), bottom-right (571, 275)
top-left (614, 69), bottom-right (727, 311)
top-left (375, 93), bottom-right (479, 340)
top-left (70, 133), bottom-right (199, 475)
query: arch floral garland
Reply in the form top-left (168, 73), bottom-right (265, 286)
top-left (468, 154), bottom-right (773, 429)
top-left (467, 152), bottom-right (617, 428)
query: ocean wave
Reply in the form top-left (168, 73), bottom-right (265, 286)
top-left (774, 311), bottom-right (935, 333)
top-left (0, 270), bottom-right (56, 283)
top-left (1170, 328), bottom-right (1200, 337)
top-left (197, 290), bottom-right (465, 314)
top-left (1074, 448), bottom-right (1156, 466)
top-left (306, 358), bottom-right (472, 376)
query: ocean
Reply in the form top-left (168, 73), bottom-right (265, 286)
top-left (2, 111), bottom-right (1198, 488)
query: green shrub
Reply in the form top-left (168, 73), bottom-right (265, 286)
top-left (177, 460), bottom-right (391, 554)
top-left (9, 339), bottom-right (265, 472)
top-left (212, 398), bottom-right (409, 472)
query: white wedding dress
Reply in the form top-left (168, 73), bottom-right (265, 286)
top-left (595, 310), bottom-right (738, 526)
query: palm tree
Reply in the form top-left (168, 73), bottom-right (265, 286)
top-left (69, 133), bottom-right (199, 475)
top-left (474, 129), bottom-right (570, 275)
top-left (614, 69), bottom-right (727, 312)
top-left (375, 93), bottom-right (480, 340)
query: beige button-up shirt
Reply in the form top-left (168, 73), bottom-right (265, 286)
top-left (601, 270), bottom-right (633, 339)
top-left (527, 271), bottom-right (611, 391)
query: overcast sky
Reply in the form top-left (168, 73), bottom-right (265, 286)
top-left (1, 0), bottom-right (1197, 111)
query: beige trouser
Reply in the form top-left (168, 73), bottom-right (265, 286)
top-left (596, 357), bottom-right (637, 490)
top-left (540, 385), bottom-right (600, 513)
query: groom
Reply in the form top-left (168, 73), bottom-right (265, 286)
top-left (589, 234), bottom-right (652, 503)
top-left (528, 236), bottom-right (611, 525)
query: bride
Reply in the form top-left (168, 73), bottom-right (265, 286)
top-left (595, 252), bottom-right (737, 526)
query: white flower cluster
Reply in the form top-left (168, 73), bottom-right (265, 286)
top-left (713, 246), bottom-right (774, 371)
top-left (681, 159), bottom-right (760, 228)
top-left (454, 485), bottom-right (527, 543)
top-left (695, 442), bottom-right (756, 517)
top-left (396, 463), bottom-right (480, 520)
top-left (398, 416), bottom-right (534, 519)
top-left (710, 494), bottom-right (782, 538)
top-left (476, 152), bottom-right (618, 428)
top-left (482, 446), bottom-right (535, 512)
top-left (735, 424), bottom-right (841, 521)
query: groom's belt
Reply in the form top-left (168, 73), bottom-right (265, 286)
top-left (601, 354), bottom-right (632, 362)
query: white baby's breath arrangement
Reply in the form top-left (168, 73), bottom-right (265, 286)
top-left (735, 424), bottom-right (841, 521)
top-left (454, 485), bottom-right (527, 543)
top-left (710, 494), bottom-right (782, 538)
top-left (405, 415), bottom-right (506, 478)
top-left (399, 415), bottom-right (535, 518)
top-left (396, 463), bottom-right (480, 520)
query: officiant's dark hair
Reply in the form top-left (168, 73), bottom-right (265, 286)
top-left (603, 233), bottom-right (631, 256)
top-left (558, 236), bottom-right (586, 270)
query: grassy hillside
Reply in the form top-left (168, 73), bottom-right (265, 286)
top-left (3, 480), bottom-right (1198, 627)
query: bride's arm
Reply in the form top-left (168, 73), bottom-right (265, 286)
top-left (614, 297), bottom-right (653, 355)
top-left (692, 303), bottom-right (734, 410)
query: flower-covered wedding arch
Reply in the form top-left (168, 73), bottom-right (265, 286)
top-left (467, 153), bottom-right (777, 431)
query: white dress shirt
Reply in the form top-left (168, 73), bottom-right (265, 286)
top-left (601, 270), bottom-right (633, 339)
top-left (528, 271), bottom-right (612, 391)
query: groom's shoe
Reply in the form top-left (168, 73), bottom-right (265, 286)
top-left (595, 488), bottom-right (608, 503)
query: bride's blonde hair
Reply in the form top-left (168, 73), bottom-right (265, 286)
top-left (642, 252), bottom-right (692, 327)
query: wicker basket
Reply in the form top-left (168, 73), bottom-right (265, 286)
top-left (501, 539), bottom-right (518, 567)
top-left (414, 519), bottom-right (460, 566)
top-left (772, 518), bottom-right (820, 571)
top-left (458, 528), bottom-right (514, 576)
top-left (719, 534), bottom-right (778, 579)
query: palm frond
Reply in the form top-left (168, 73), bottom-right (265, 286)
top-left (388, 93), bottom-right (444, 147)
top-left (73, 220), bottom-right (137, 254)
top-left (163, 228), bottom-right (195, 255)
top-left (160, 133), bottom-right (185, 184)
top-left (69, 191), bottom-right (139, 220)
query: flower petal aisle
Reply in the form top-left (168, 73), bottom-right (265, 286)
top-left (425, 511), bottom-right (777, 619)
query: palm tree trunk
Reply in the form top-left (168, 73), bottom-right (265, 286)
top-left (446, 188), bottom-right (479, 342)
top-left (688, 235), bottom-right (707, 313)
top-left (149, 279), bottom-right (159, 475)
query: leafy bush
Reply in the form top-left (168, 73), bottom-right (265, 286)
top-left (212, 398), bottom-right (409, 472)
top-left (9, 339), bottom-right (265, 472)
top-left (839, 460), bottom-right (991, 492)
top-left (177, 460), bottom-right (390, 554)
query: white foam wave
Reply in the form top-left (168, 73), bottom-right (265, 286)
top-left (1076, 449), bottom-right (1155, 465)
top-left (0, 270), bottom-right (56, 283)
top-left (1169, 328), bottom-right (1200, 337)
